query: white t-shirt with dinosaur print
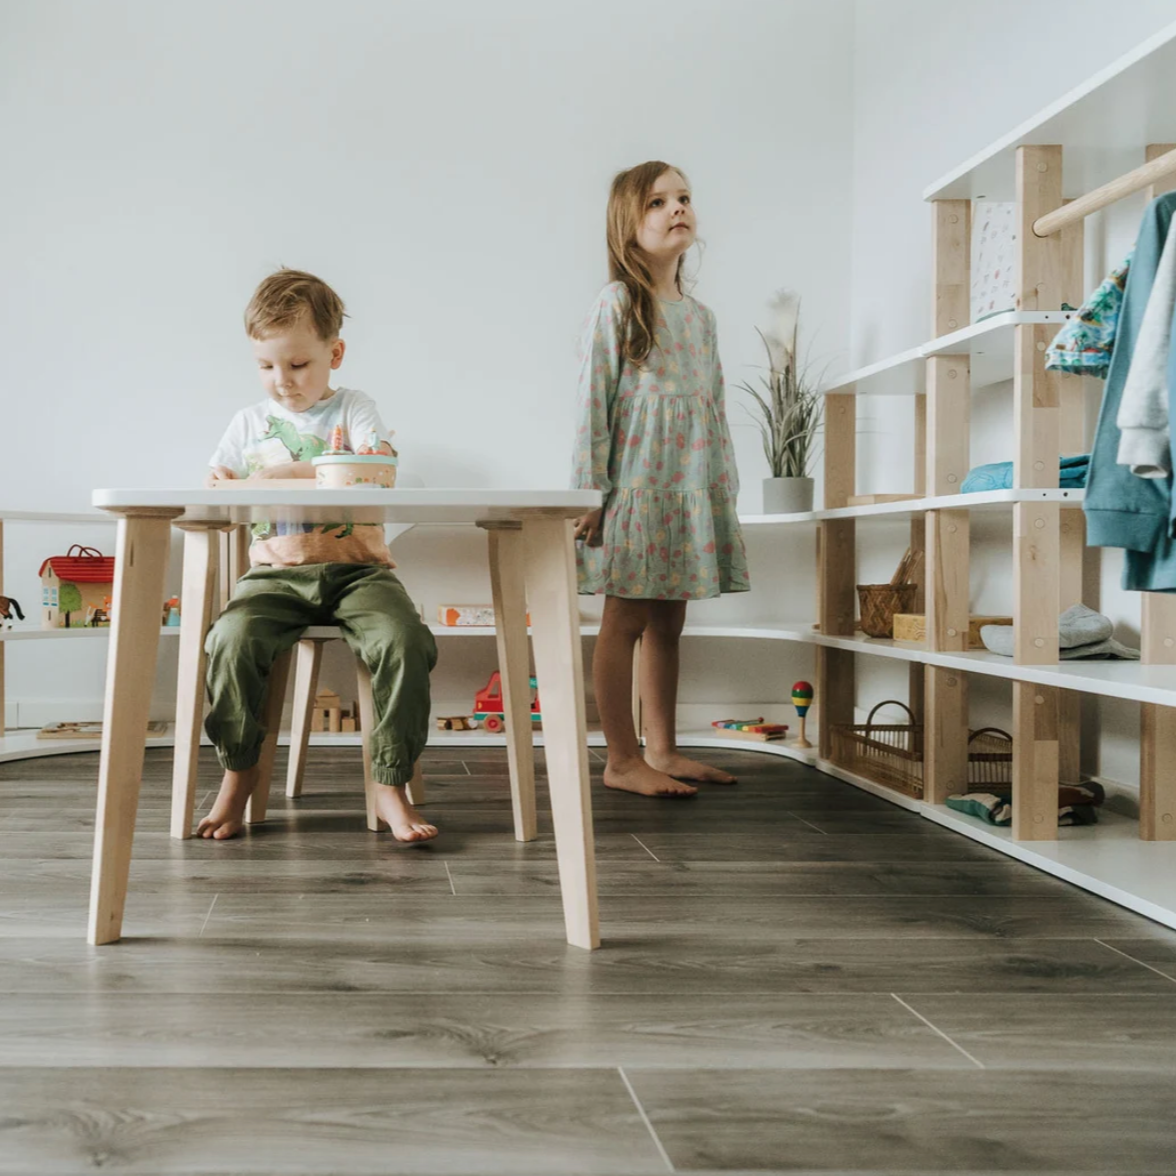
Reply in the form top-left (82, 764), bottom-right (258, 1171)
top-left (209, 387), bottom-right (396, 568)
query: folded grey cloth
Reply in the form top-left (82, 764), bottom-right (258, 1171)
top-left (981, 604), bottom-right (1140, 660)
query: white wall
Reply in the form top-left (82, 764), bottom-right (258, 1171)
top-left (1, 0), bottom-right (850, 725)
top-left (848, 0), bottom-right (1176, 793)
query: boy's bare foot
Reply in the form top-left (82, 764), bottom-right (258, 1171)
top-left (604, 757), bottom-right (698, 798)
top-left (197, 766), bottom-right (259, 840)
top-left (645, 752), bottom-right (738, 785)
top-left (374, 783), bottom-right (438, 843)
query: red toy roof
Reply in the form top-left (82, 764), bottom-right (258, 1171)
top-left (38, 556), bottom-right (115, 584)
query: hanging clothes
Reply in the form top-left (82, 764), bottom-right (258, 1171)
top-left (1083, 192), bottom-right (1176, 591)
top-left (1045, 252), bottom-right (1131, 378)
top-left (1117, 222), bottom-right (1176, 478)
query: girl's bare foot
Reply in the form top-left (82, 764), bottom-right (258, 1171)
top-left (374, 783), bottom-right (438, 843)
top-left (645, 752), bottom-right (737, 785)
top-left (197, 766), bottom-right (259, 840)
top-left (604, 757), bottom-right (698, 798)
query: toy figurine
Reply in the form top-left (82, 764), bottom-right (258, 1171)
top-left (791, 681), bottom-right (814, 749)
top-left (0, 595), bottom-right (24, 629)
top-left (326, 424), bottom-right (352, 454)
top-left (355, 428), bottom-right (383, 455)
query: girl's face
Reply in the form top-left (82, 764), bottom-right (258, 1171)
top-left (635, 169), bottom-right (696, 263)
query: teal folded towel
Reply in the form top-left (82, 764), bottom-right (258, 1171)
top-left (961, 454), bottom-right (1089, 493)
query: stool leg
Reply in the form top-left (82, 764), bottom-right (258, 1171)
top-left (355, 659), bottom-right (379, 831)
top-left (245, 647), bottom-right (292, 825)
top-left (286, 639), bottom-right (325, 798)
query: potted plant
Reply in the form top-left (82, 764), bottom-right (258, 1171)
top-left (736, 290), bottom-right (823, 515)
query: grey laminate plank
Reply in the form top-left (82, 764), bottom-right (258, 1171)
top-left (1099, 938), bottom-right (1176, 980)
top-left (630, 831), bottom-right (998, 863)
top-left (0, 855), bottom-right (1077, 899)
top-left (0, 828), bottom-right (651, 861)
top-left (0, 1067), bottom-right (665, 1174)
top-left (0, 992), bottom-right (967, 1069)
top-left (897, 994), bottom-right (1176, 1070)
top-left (192, 891), bottom-right (1173, 943)
top-left (0, 935), bottom-right (1169, 996)
top-left (444, 859), bottom-right (1078, 898)
top-left (627, 1067), bottom-right (1176, 1172)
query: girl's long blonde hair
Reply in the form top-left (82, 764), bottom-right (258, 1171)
top-left (607, 160), bottom-right (689, 366)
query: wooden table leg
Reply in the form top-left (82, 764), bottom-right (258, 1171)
top-left (89, 510), bottom-right (181, 945)
top-left (171, 524), bottom-right (226, 839)
top-left (522, 515), bottom-right (599, 950)
top-left (484, 523), bottom-right (538, 842)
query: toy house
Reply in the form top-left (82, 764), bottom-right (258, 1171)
top-left (309, 689), bottom-right (362, 733)
top-left (39, 546), bottom-right (116, 630)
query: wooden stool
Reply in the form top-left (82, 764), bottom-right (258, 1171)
top-left (275, 633), bottom-right (425, 827)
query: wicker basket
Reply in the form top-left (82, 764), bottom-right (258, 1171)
top-left (967, 727), bottom-right (1013, 788)
top-left (857, 583), bottom-right (918, 638)
top-left (830, 705), bottom-right (1014, 798)
top-left (830, 700), bottom-right (925, 797)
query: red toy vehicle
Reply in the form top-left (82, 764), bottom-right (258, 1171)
top-left (473, 671), bottom-right (541, 733)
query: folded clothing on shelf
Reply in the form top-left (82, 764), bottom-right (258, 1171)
top-left (960, 454), bottom-right (1089, 493)
top-left (946, 780), bottom-right (1105, 827)
top-left (980, 604), bottom-right (1140, 660)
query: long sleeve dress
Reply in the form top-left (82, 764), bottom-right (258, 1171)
top-left (572, 281), bottom-right (750, 600)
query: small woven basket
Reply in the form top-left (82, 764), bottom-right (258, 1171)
top-left (967, 727), bottom-right (1013, 788)
top-left (830, 700), bottom-right (925, 797)
top-left (857, 583), bottom-right (918, 638)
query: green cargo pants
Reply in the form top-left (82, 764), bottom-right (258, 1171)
top-left (204, 564), bottom-right (437, 787)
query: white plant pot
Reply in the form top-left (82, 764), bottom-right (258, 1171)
top-left (762, 476), bottom-right (814, 515)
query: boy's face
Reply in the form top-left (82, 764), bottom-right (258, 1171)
top-left (252, 317), bottom-right (345, 413)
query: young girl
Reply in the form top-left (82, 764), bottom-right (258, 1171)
top-left (572, 161), bottom-right (750, 798)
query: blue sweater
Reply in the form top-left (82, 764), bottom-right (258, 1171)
top-left (1084, 193), bottom-right (1176, 590)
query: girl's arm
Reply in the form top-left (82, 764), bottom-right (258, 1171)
top-left (572, 292), bottom-right (624, 498)
top-left (708, 308), bottom-right (741, 496)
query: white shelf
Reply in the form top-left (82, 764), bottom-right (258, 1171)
top-left (924, 20), bottom-right (1176, 201)
top-left (739, 487), bottom-right (1084, 527)
top-left (0, 625), bottom-right (182, 642)
top-left (809, 629), bottom-right (1176, 708)
top-left (0, 510), bottom-right (114, 524)
top-left (820, 311), bottom-right (1076, 397)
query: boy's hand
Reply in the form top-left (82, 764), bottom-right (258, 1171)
top-left (573, 508), bottom-right (604, 546)
top-left (250, 462), bottom-right (315, 480)
top-left (205, 466), bottom-right (236, 488)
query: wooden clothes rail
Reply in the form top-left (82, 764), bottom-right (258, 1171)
top-left (1033, 144), bottom-right (1176, 237)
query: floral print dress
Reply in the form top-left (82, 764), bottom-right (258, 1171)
top-left (572, 282), bottom-right (750, 599)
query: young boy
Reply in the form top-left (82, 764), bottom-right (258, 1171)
top-left (200, 268), bottom-right (438, 843)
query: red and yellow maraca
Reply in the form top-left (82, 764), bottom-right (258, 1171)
top-left (791, 680), bottom-right (814, 748)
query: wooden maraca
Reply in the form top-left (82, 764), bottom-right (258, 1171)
top-left (791, 680), bottom-right (814, 749)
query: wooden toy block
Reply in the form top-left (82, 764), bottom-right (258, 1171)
top-left (340, 717), bottom-right (356, 733)
top-left (327, 707), bottom-right (342, 733)
top-left (893, 613), bottom-right (1012, 648)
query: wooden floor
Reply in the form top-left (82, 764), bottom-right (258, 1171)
top-left (2, 746), bottom-right (1176, 1174)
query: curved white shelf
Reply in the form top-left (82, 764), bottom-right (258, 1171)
top-left (0, 510), bottom-right (115, 524)
top-left (820, 311), bottom-right (1076, 398)
top-left (924, 19), bottom-right (1176, 202)
top-left (739, 487), bottom-right (1084, 527)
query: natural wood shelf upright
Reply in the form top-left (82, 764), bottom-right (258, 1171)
top-left (816, 136), bottom-right (1176, 844)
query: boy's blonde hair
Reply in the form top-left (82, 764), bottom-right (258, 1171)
top-left (244, 268), bottom-right (347, 341)
top-left (607, 160), bottom-right (689, 365)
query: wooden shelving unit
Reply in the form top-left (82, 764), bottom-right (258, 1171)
top-left (808, 26), bottom-right (1176, 875)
